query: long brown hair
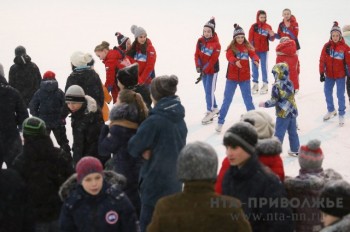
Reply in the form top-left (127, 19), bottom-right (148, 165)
top-left (226, 37), bottom-right (254, 54)
top-left (118, 89), bottom-right (148, 123)
top-left (94, 41), bottom-right (110, 52)
top-left (126, 39), bottom-right (148, 57)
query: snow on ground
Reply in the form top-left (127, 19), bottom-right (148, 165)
top-left (1, 0), bottom-right (349, 181)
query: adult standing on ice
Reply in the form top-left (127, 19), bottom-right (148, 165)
top-left (319, 21), bottom-right (350, 126)
top-left (194, 17), bottom-right (221, 125)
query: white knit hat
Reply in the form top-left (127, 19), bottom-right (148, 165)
top-left (70, 51), bottom-right (92, 67)
top-left (131, 25), bottom-right (147, 38)
top-left (241, 110), bottom-right (275, 139)
top-left (0, 63), bottom-right (4, 77)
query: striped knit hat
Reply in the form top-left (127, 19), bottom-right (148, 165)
top-left (233, 24), bottom-right (245, 38)
top-left (22, 117), bottom-right (47, 137)
top-left (298, 139), bottom-right (324, 171)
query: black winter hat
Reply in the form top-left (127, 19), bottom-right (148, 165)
top-left (319, 180), bottom-right (350, 218)
top-left (233, 24), bottom-right (245, 38)
top-left (223, 122), bottom-right (258, 155)
top-left (22, 117), bottom-right (47, 137)
top-left (116, 63), bottom-right (139, 89)
top-left (109, 103), bottom-right (139, 123)
top-left (15, 46), bottom-right (26, 56)
top-left (204, 17), bottom-right (216, 34)
top-left (150, 75), bottom-right (178, 101)
top-left (115, 32), bottom-right (129, 48)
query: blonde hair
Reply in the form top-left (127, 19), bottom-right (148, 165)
top-left (94, 41), bottom-right (110, 52)
top-left (118, 89), bottom-right (148, 123)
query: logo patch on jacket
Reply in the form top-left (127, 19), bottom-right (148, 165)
top-left (105, 210), bottom-right (119, 224)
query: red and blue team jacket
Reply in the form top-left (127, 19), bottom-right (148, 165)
top-left (194, 33), bottom-right (221, 74)
top-left (248, 11), bottom-right (275, 52)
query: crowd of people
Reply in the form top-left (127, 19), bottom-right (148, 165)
top-left (1, 8), bottom-right (350, 232)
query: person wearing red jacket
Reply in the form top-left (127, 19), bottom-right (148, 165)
top-left (320, 22), bottom-right (350, 126)
top-left (215, 110), bottom-right (285, 194)
top-left (276, 9), bottom-right (300, 51)
top-left (276, 37), bottom-right (300, 92)
top-left (249, 10), bottom-right (275, 95)
top-left (95, 41), bottom-right (126, 103)
top-left (216, 24), bottom-right (259, 133)
top-left (127, 25), bottom-right (156, 87)
top-left (194, 17), bottom-right (221, 125)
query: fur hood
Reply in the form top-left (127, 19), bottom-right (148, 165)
top-left (284, 169), bottom-right (342, 191)
top-left (59, 170), bottom-right (126, 201)
top-left (320, 214), bottom-right (350, 232)
top-left (256, 137), bottom-right (282, 156)
top-left (85, 95), bottom-right (98, 113)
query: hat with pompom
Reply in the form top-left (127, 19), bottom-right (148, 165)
top-left (204, 17), bottom-right (216, 34)
top-left (150, 75), bottom-right (178, 101)
top-left (43, 71), bottom-right (56, 80)
top-left (131, 25), bottom-right (147, 38)
top-left (233, 24), bottom-right (245, 38)
top-left (330, 21), bottom-right (342, 36)
top-left (70, 51), bottom-right (92, 67)
top-left (115, 32), bottom-right (129, 49)
top-left (241, 110), bottom-right (275, 139)
top-left (76, 156), bottom-right (104, 183)
top-left (298, 139), bottom-right (324, 171)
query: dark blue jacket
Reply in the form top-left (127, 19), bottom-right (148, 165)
top-left (29, 79), bottom-right (66, 128)
top-left (59, 171), bottom-right (138, 232)
top-left (222, 156), bottom-right (294, 232)
top-left (99, 123), bottom-right (142, 215)
top-left (128, 96), bottom-right (187, 207)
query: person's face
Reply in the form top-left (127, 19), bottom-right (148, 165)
top-left (259, 14), bottom-right (266, 23)
top-left (137, 34), bottom-right (147, 45)
top-left (283, 10), bottom-right (291, 21)
top-left (81, 173), bottom-right (103, 196)
top-left (126, 39), bottom-right (132, 50)
top-left (67, 102), bottom-right (83, 113)
top-left (226, 145), bottom-right (250, 167)
top-left (235, 35), bottom-right (245, 44)
top-left (321, 212), bottom-right (340, 227)
top-left (95, 50), bottom-right (108, 60)
top-left (203, 27), bottom-right (213, 39)
top-left (331, 32), bottom-right (341, 43)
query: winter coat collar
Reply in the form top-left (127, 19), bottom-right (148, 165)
top-left (276, 40), bottom-right (297, 56)
top-left (13, 55), bottom-right (31, 65)
top-left (230, 156), bottom-right (261, 180)
top-left (256, 137), bottom-right (282, 156)
top-left (70, 95), bottom-right (98, 116)
top-left (40, 79), bottom-right (58, 92)
top-left (201, 33), bottom-right (219, 43)
top-left (151, 95), bottom-right (185, 123)
top-left (109, 119), bottom-right (138, 129)
top-left (59, 170), bottom-right (126, 201)
top-left (320, 214), bottom-right (350, 232)
top-left (183, 181), bottom-right (215, 194)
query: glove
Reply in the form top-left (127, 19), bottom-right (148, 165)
top-left (320, 73), bottom-right (325, 82)
top-left (196, 67), bottom-right (202, 73)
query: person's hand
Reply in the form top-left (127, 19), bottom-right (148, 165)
top-left (320, 73), bottom-right (325, 82)
top-left (259, 102), bottom-right (265, 107)
top-left (196, 67), bottom-right (202, 73)
top-left (107, 85), bottom-right (113, 92)
top-left (268, 29), bottom-right (275, 37)
top-left (142, 150), bottom-right (152, 160)
top-left (254, 61), bottom-right (259, 67)
top-left (235, 60), bottom-right (242, 68)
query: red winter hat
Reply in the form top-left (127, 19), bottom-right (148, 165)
top-left (76, 156), bottom-right (103, 183)
top-left (298, 139), bottom-right (324, 171)
top-left (43, 71), bottom-right (56, 80)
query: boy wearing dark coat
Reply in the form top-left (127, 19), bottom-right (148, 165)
top-left (128, 75), bottom-right (187, 232)
top-left (284, 139), bottom-right (342, 232)
top-left (222, 121), bottom-right (294, 232)
top-left (9, 45), bottom-right (42, 107)
top-left (59, 156), bottom-right (138, 232)
top-left (0, 68), bottom-right (28, 167)
top-left (319, 180), bottom-right (350, 231)
top-left (29, 70), bottom-right (70, 153)
top-left (147, 141), bottom-right (252, 232)
top-left (12, 117), bottom-right (74, 231)
top-left (65, 85), bottom-right (104, 165)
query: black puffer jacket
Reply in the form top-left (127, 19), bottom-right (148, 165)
top-left (12, 135), bottom-right (74, 223)
top-left (29, 79), bottom-right (66, 128)
top-left (9, 55), bottom-right (41, 107)
top-left (65, 67), bottom-right (104, 108)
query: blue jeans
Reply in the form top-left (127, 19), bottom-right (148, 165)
top-left (324, 77), bottom-right (346, 116)
top-left (140, 204), bottom-right (155, 232)
top-left (218, 79), bottom-right (255, 125)
top-left (252, 52), bottom-right (268, 84)
top-left (274, 116), bottom-right (300, 153)
top-left (202, 73), bottom-right (218, 112)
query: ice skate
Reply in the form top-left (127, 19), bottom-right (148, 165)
top-left (202, 110), bottom-right (218, 125)
top-left (215, 123), bottom-right (223, 133)
top-left (323, 110), bottom-right (337, 121)
top-left (339, 115), bottom-right (345, 127)
top-left (288, 150), bottom-right (299, 157)
top-left (251, 83), bottom-right (259, 94)
top-left (260, 83), bottom-right (268, 95)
